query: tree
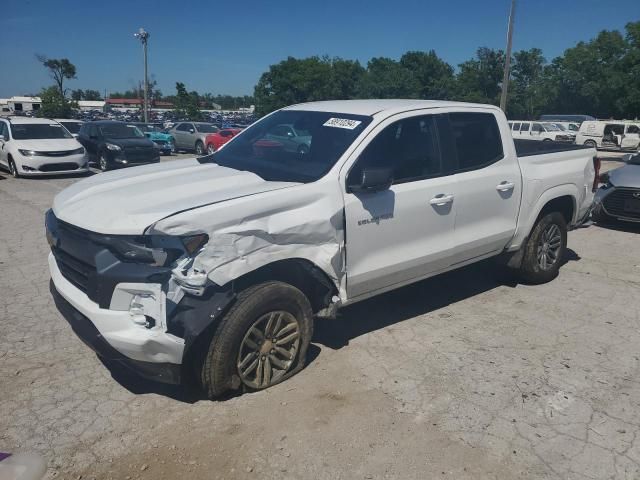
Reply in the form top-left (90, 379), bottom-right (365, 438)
top-left (356, 57), bottom-right (420, 99)
top-left (70, 89), bottom-right (84, 101)
top-left (399, 50), bottom-right (454, 99)
top-left (83, 89), bottom-right (102, 101)
top-left (507, 48), bottom-right (547, 119)
top-left (38, 86), bottom-right (76, 118)
top-left (173, 82), bottom-right (202, 120)
top-left (254, 56), bottom-right (338, 115)
top-left (36, 55), bottom-right (77, 97)
top-left (453, 48), bottom-right (505, 105)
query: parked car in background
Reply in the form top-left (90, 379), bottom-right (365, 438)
top-left (552, 122), bottom-right (580, 134)
top-left (263, 123), bottom-right (312, 154)
top-left (592, 153), bottom-right (640, 224)
top-left (509, 121), bottom-right (576, 143)
top-left (77, 121), bottom-right (160, 171)
top-left (575, 121), bottom-right (640, 151)
top-left (48, 99), bottom-right (597, 398)
top-left (539, 114), bottom-right (595, 123)
top-left (204, 128), bottom-right (242, 154)
top-left (131, 122), bottom-right (175, 155)
top-left (169, 122), bottom-right (218, 155)
top-left (55, 119), bottom-right (84, 137)
top-left (0, 117), bottom-right (88, 178)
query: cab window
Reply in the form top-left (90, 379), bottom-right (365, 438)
top-left (349, 115), bottom-right (442, 185)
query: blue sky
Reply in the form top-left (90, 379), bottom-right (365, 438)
top-left (1, 0), bottom-right (638, 98)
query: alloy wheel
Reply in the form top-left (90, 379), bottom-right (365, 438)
top-left (237, 311), bottom-right (300, 389)
top-left (536, 223), bottom-right (562, 270)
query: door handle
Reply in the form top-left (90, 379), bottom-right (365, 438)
top-left (429, 194), bottom-right (454, 206)
top-left (496, 181), bottom-right (515, 192)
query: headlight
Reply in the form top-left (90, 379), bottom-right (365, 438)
top-left (95, 233), bottom-right (208, 267)
top-left (18, 149), bottom-right (37, 156)
top-left (106, 143), bottom-right (121, 151)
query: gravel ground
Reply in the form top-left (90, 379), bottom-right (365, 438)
top-left (1, 153), bottom-right (639, 480)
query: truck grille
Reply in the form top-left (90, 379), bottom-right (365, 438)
top-left (39, 162), bottom-right (80, 172)
top-left (603, 188), bottom-right (640, 220)
top-left (52, 247), bottom-right (92, 293)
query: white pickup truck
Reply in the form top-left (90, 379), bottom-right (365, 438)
top-left (47, 100), bottom-right (598, 398)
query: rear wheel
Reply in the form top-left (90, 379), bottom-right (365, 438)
top-left (206, 143), bottom-right (216, 155)
top-left (517, 212), bottom-right (567, 284)
top-left (199, 281), bottom-right (313, 399)
top-left (584, 140), bottom-right (597, 148)
top-left (195, 141), bottom-right (205, 156)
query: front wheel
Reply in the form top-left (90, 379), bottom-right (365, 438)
top-left (8, 158), bottom-right (20, 178)
top-left (206, 143), bottom-right (216, 155)
top-left (99, 152), bottom-right (110, 172)
top-left (517, 212), bottom-right (567, 284)
top-left (199, 281), bottom-right (313, 399)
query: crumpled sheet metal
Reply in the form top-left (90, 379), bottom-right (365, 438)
top-left (148, 184), bottom-right (346, 297)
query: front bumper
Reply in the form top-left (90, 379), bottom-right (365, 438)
top-left (48, 252), bottom-right (184, 383)
top-left (18, 152), bottom-right (89, 176)
top-left (593, 186), bottom-right (640, 223)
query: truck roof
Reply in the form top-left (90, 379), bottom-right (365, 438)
top-left (283, 99), bottom-right (499, 117)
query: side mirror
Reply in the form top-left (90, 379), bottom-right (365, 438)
top-left (348, 167), bottom-right (394, 193)
top-left (189, 129), bottom-right (195, 134)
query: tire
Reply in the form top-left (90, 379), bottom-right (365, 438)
top-left (297, 144), bottom-right (309, 156)
top-left (584, 140), bottom-right (597, 148)
top-left (199, 281), bottom-right (313, 399)
top-left (206, 143), bottom-right (216, 155)
top-left (195, 141), bottom-right (205, 156)
top-left (8, 158), bottom-right (20, 178)
top-left (543, 138), bottom-right (552, 142)
top-left (99, 152), bottom-right (110, 172)
top-left (517, 212), bottom-right (567, 284)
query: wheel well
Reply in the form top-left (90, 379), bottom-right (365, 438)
top-left (231, 259), bottom-right (337, 313)
top-left (539, 195), bottom-right (574, 225)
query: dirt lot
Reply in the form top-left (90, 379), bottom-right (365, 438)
top-left (1, 154), bottom-right (639, 480)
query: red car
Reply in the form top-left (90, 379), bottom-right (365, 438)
top-left (205, 128), bottom-right (242, 154)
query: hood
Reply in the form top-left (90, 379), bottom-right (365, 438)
top-left (52, 158), bottom-right (299, 234)
top-left (104, 137), bottom-right (156, 148)
top-left (609, 164), bottom-right (640, 188)
top-left (16, 138), bottom-right (82, 151)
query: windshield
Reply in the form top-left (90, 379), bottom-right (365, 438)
top-left (99, 124), bottom-right (144, 139)
top-left (543, 123), bottom-right (562, 131)
top-left (203, 110), bottom-right (372, 183)
top-left (629, 154), bottom-right (640, 166)
top-left (60, 122), bottom-right (82, 134)
top-left (194, 124), bottom-right (218, 133)
top-left (11, 123), bottom-right (72, 140)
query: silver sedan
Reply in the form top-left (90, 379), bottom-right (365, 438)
top-left (593, 153), bottom-right (640, 224)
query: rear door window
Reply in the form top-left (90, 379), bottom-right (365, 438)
top-left (447, 112), bottom-right (504, 172)
top-left (520, 122), bottom-right (530, 133)
top-left (513, 122), bottom-right (521, 131)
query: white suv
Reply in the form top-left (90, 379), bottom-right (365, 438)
top-left (0, 117), bottom-right (88, 178)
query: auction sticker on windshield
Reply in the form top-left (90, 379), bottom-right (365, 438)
top-left (323, 118), bottom-right (362, 130)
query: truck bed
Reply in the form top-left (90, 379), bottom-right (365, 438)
top-left (514, 139), bottom-right (591, 157)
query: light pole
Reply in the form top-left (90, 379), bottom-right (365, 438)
top-left (500, 0), bottom-right (516, 112)
top-left (134, 27), bottom-right (150, 123)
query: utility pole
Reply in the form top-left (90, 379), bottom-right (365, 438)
top-left (500, 0), bottom-right (516, 112)
top-left (134, 28), bottom-right (150, 123)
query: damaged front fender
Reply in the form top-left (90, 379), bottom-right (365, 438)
top-left (148, 180), bottom-right (347, 300)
